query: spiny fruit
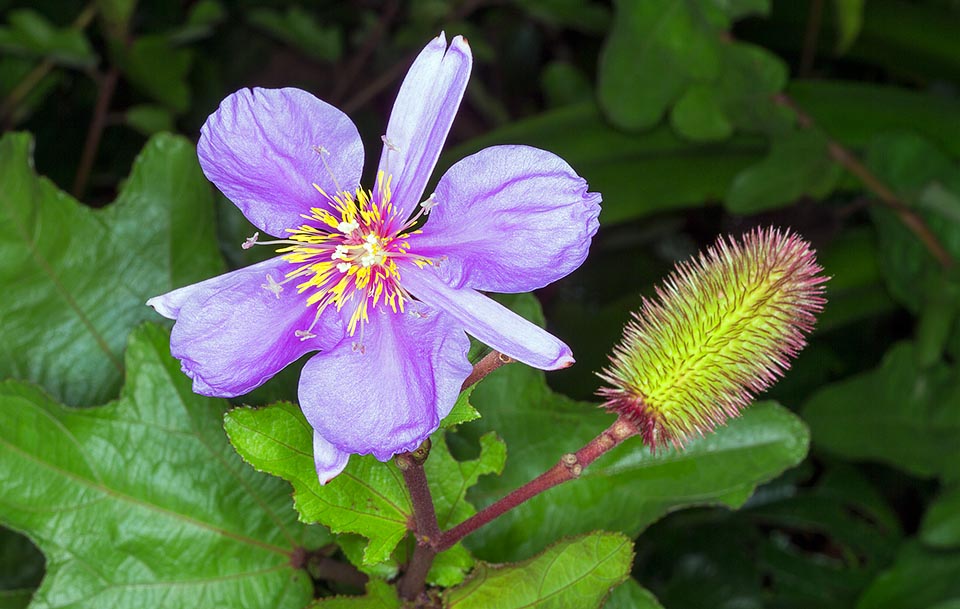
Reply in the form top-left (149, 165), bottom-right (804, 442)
top-left (597, 227), bottom-right (827, 450)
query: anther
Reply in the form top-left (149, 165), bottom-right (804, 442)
top-left (336, 262), bottom-right (351, 273)
top-left (261, 274), bottom-right (283, 298)
top-left (312, 145), bottom-right (329, 156)
top-left (380, 135), bottom-right (400, 152)
top-left (242, 231), bottom-right (260, 250)
top-left (337, 220), bottom-right (359, 234)
top-left (331, 245), bottom-right (349, 261)
top-left (351, 341), bottom-right (366, 354)
top-left (295, 329), bottom-right (316, 341)
top-left (420, 193), bottom-right (439, 214)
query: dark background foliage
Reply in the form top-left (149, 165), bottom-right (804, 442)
top-left (2, 0), bottom-right (960, 608)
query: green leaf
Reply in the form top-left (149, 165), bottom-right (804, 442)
top-left (125, 104), bottom-right (175, 135)
top-left (921, 486), bottom-right (960, 548)
top-left (225, 401), bottom-right (412, 566)
top-left (0, 10), bottom-right (96, 68)
top-left (599, 1), bottom-right (785, 137)
top-left (425, 432), bottom-right (506, 587)
top-left (599, 0), bottom-right (719, 130)
top-left (441, 386), bottom-right (480, 429)
top-left (224, 394), bottom-right (500, 571)
top-left (603, 578), bottom-right (664, 609)
top-left (857, 542), bottom-right (960, 609)
top-left (309, 580), bottom-right (400, 608)
top-left (833, 0), bottom-right (865, 53)
top-left (803, 341), bottom-right (960, 478)
top-left (247, 7), bottom-right (342, 62)
top-left (670, 84), bottom-right (733, 142)
top-left (115, 35), bottom-right (193, 112)
top-left (445, 532), bottom-right (633, 609)
top-left (540, 61), bottom-right (593, 108)
top-left (726, 129), bottom-right (841, 214)
top-left (461, 294), bottom-right (810, 562)
top-left (0, 324), bottom-right (327, 609)
top-left (0, 132), bottom-right (223, 407)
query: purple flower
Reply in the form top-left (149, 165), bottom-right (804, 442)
top-left (148, 33), bottom-right (601, 483)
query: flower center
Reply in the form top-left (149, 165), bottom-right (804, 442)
top-left (276, 172), bottom-right (430, 337)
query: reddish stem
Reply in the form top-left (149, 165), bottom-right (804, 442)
top-left (73, 67), bottom-right (119, 199)
top-left (774, 93), bottom-right (954, 270)
top-left (395, 441), bottom-right (440, 601)
top-left (435, 417), bottom-right (640, 553)
top-left (461, 351), bottom-right (513, 391)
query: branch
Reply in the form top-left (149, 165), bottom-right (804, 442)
top-left (72, 66), bottom-right (119, 199)
top-left (775, 93), bottom-right (955, 270)
top-left (435, 417), bottom-right (640, 553)
top-left (395, 440), bottom-right (440, 601)
top-left (461, 351), bottom-right (513, 391)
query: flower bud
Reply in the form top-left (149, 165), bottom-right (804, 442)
top-left (597, 227), bottom-right (827, 450)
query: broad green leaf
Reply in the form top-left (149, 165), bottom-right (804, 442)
top-left (0, 132), bottom-right (223, 407)
top-left (833, 0), bottom-right (865, 53)
top-left (921, 486), bottom-right (960, 548)
top-left (441, 386), bottom-right (480, 429)
top-left (445, 532), bottom-right (633, 609)
top-left (0, 324), bottom-right (327, 609)
top-left (540, 61), bottom-right (593, 108)
top-left (224, 395), bottom-right (501, 571)
top-left (857, 543), bottom-right (960, 609)
top-left (442, 102), bottom-right (765, 226)
top-left (604, 578), bottom-right (664, 609)
top-left (248, 7), bottom-right (342, 62)
top-left (599, 0), bottom-right (786, 137)
top-left (599, 0), bottom-right (719, 130)
top-left (115, 35), bottom-right (192, 112)
top-left (462, 294), bottom-right (810, 562)
top-left (225, 401), bottom-right (412, 566)
top-left (803, 341), bottom-right (960, 478)
top-left (125, 104), bottom-right (175, 136)
top-left (670, 84), bottom-right (733, 142)
top-left (309, 580), bottom-right (400, 608)
top-left (726, 129), bottom-right (841, 214)
top-left (425, 432), bottom-right (506, 587)
top-left (0, 10), bottom-right (96, 68)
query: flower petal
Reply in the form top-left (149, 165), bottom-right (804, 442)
top-left (408, 145), bottom-right (601, 293)
top-left (198, 87), bottom-right (364, 237)
top-left (378, 33), bottom-right (472, 220)
top-left (148, 257), bottom-right (344, 397)
top-left (314, 431), bottom-right (350, 485)
top-left (402, 265), bottom-right (574, 370)
top-left (298, 302), bottom-right (471, 461)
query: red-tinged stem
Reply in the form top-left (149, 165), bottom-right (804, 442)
top-left (461, 351), bottom-right (513, 391)
top-left (73, 66), bottom-right (119, 198)
top-left (434, 417), bottom-right (640, 553)
top-left (395, 440), bottom-right (440, 601)
top-left (774, 93), bottom-right (955, 270)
